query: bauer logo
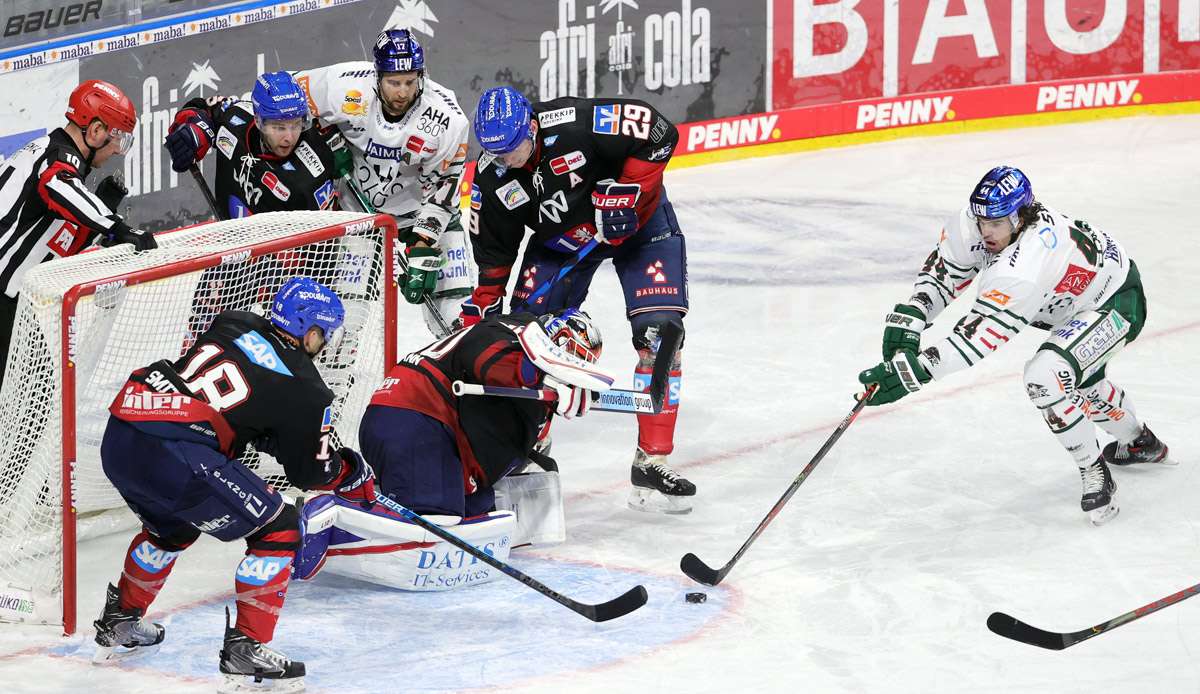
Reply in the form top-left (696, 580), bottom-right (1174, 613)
top-left (4, 2), bottom-right (104, 39)
top-left (236, 555), bottom-right (291, 586)
top-left (132, 541), bottom-right (180, 574)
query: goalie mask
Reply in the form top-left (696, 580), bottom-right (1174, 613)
top-left (537, 309), bottom-right (602, 364)
top-left (270, 277), bottom-right (346, 351)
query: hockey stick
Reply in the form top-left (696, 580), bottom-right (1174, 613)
top-left (516, 238), bottom-right (600, 311)
top-left (188, 164), bottom-right (221, 220)
top-left (342, 174), bottom-right (454, 336)
top-left (987, 582), bottom-right (1200, 650)
top-left (370, 492), bottom-right (647, 622)
top-left (679, 385), bottom-right (878, 586)
top-left (452, 381), bottom-right (660, 414)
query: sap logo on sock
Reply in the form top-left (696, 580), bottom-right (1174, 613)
top-left (132, 541), bottom-right (180, 574)
top-left (234, 331), bottom-right (293, 376)
top-left (236, 555), bottom-right (292, 585)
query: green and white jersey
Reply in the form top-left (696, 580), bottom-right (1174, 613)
top-left (909, 204), bottom-right (1132, 380)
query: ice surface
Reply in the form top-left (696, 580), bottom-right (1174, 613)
top-left (1, 113), bottom-right (1198, 693)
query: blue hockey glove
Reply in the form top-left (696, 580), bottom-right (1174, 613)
top-left (592, 179), bottom-right (640, 245)
top-left (165, 109), bottom-right (215, 173)
top-left (857, 350), bottom-right (932, 406)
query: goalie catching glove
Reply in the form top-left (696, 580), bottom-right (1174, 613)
top-left (882, 304), bottom-right (926, 359)
top-left (858, 350), bottom-right (932, 406)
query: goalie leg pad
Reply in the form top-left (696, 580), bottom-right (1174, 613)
top-left (631, 311), bottom-right (684, 455)
top-left (320, 507), bottom-right (517, 591)
top-left (494, 470), bottom-right (565, 547)
top-left (1024, 349), bottom-right (1099, 466)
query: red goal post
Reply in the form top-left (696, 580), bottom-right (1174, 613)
top-left (0, 211), bottom-right (398, 635)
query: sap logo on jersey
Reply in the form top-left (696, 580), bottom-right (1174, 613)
top-left (131, 541), bottom-right (180, 574)
top-left (496, 180), bottom-right (530, 210)
top-left (236, 555), bottom-right (292, 586)
top-left (234, 331), bottom-right (293, 376)
top-left (261, 171), bottom-right (290, 200)
top-left (549, 150), bottom-right (586, 175)
top-left (538, 107), bottom-right (576, 128)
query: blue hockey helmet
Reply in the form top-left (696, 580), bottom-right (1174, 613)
top-left (251, 71), bottom-right (309, 124)
top-left (270, 277), bottom-right (345, 349)
top-left (537, 308), bottom-right (602, 363)
top-left (474, 86), bottom-right (533, 154)
top-left (969, 166), bottom-right (1033, 222)
top-left (374, 28), bottom-right (425, 74)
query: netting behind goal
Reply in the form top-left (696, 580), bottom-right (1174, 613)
top-left (0, 211), bottom-right (398, 634)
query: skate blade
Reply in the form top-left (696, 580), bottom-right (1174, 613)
top-left (217, 674), bottom-right (305, 693)
top-left (627, 487), bottom-right (693, 515)
top-left (92, 641), bottom-right (161, 664)
top-left (1088, 502), bottom-right (1120, 526)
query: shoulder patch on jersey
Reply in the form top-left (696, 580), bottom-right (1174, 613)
top-left (650, 117), bottom-right (670, 142)
top-left (538, 107), bottom-right (576, 128)
top-left (215, 126), bottom-right (237, 159)
top-left (981, 289), bottom-right (1011, 306)
top-left (294, 140), bottom-right (325, 177)
top-left (282, 161), bottom-right (296, 171)
top-left (543, 135), bottom-right (559, 147)
top-left (234, 330), bottom-right (294, 376)
top-left (261, 171), bottom-right (291, 201)
top-left (1054, 264), bottom-right (1096, 297)
top-left (647, 143), bottom-right (673, 161)
top-left (314, 179), bottom-right (336, 209)
top-left (496, 180), bottom-right (530, 210)
top-left (592, 104), bottom-right (620, 135)
top-left (342, 89), bottom-right (366, 116)
top-left (228, 114), bottom-right (246, 127)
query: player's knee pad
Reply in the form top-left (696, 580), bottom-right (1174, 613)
top-left (494, 470), bottom-right (565, 547)
top-left (1024, 349), bottom-right (1087, 434)
top-left (246, 502), bottom-right (300, 554)
top-left (631, 311), bottom-right (685, 364)
top-left (1042, 309), bottom-right (1131, 388)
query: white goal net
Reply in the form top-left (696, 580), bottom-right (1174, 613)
top-left (0, 211), bottom-right (398, 634)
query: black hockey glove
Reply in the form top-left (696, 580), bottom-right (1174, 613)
top-left (95, 174), bottom-right (128, 212)
top-left (165, 109), bottom-right (214, 173)
top-left (101, 220), bottom-right (157, 252)
top-left (882, 304), bottom-right (926, 359)
top-left (592, 179), bottom-right (640, 245)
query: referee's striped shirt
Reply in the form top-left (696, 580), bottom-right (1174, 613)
top-left (0, 128), bottom-right (123, 298)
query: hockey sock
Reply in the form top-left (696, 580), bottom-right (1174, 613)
top-left (235, 513), bottom-right (299, 643)
top-left (1082, 379), bottom-right (1142, 443)
top-left (634, 359), bottom-right (681, 456)
top-left (1039, 391), bottom-right (1100, 465)
top-left (117, 529), bottom-right (192, 613)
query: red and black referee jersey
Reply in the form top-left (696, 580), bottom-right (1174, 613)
top-left (0, 128), bottom-right (123, 298)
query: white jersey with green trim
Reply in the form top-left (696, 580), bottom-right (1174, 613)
top-left (910, 204), bottom-right (1132, 381)
top-left (294, 62), bottom-right (469, 243)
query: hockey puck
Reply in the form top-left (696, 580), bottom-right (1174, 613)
top-left (685, 592), bottom-right (707, 604)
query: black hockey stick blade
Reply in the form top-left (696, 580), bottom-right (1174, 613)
top-left (583, 585), bottom-right (649, 622)
top-left (986, 612), bottom-right (1072, 650)
top-left (647, 321), bottom-right (683, 412)
top-left (679, 552), bottom-right (726, 587)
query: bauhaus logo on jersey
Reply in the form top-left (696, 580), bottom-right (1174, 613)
top-left (1035, 79), bottom-right (1140, 112)
top-left (538, 0), bottom-right (712, 99)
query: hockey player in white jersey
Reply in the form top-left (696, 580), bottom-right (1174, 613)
top-left (294, 28), bottom-right (472, 336)
top-left (858, 166), bottom-right (1170, 526)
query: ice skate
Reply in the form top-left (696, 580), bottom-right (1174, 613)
top-left (1103, 424), bottom-right (1173, 466)
top-left (1080, 458), bottom-right (1119, 526)
top-left (628, 448), bottom-right (696, 515)
top-left (92, 583), bottom-right (165, 663)
top-left (218, 612), bottom-right (305, 693)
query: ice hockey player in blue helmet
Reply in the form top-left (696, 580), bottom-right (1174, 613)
top-left (293, 28), bottom-right (473, 337)
top-left (164, 70), bottom-right (340, 219)
top-left (466, 85), bottom-right (694, 515)
top-left (94, 275), bottom-right (376, 689)
top-left (858, 165), bottom-right (1171, 526)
